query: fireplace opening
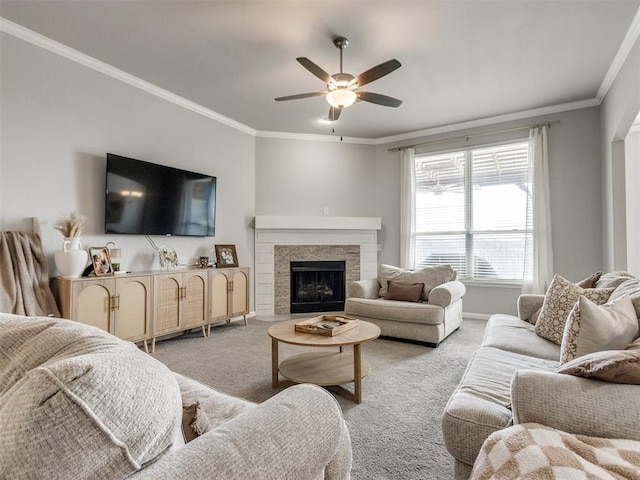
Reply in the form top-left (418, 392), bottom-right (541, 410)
top-left (290, 261), bottom-right (346, 314)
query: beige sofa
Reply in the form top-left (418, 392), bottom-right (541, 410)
top-left (344, 264), bottom-right (466, 346)
top-left (0, 313), bottom-right (352, 480)
top-left (442, 271), bottom-right (640, 479)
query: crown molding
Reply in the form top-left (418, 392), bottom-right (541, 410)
top-left (256, 130), bottom-right (376, 144)
top-left (2, 13), bottom-right (636, 145)
top-left (373, 98), bottom-right (599, 145)
top-left (596, 6), bottom-right (640, 102)
top-left (0, 17), bottom-right (257, 137)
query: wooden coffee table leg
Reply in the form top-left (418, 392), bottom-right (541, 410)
top-left (271, 338), bottom-right (279, 388)
top-left (353, 343), bottom-right (362, 404)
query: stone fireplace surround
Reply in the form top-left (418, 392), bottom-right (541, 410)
top-left (254, 216), bottom-right (381, 316)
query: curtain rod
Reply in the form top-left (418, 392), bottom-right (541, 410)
top-left (387, 120), bottom-right (560, 152)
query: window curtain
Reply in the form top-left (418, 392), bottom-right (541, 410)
top-left (400, 147), bottom-right (416, 269)
top-left (522, 125), bottom-right (554, 294)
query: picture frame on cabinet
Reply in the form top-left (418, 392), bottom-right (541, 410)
top-left (214, 244), bottom-right (238, 268)
top-left (89, 247), bottom-right (113, 276)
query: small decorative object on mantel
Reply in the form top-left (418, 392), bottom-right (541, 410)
top-left (214, 244), bottom-right (238, 268)
top-left (53, 211), bottom-right (89, 278)
top-left (145, 235), bottom-right (179, 270)
top-left (294, 315), bottom-right (360, 336)
top-left (89, 246), bottom-right (113, 276)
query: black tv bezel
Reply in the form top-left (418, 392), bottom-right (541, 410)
top-left (104, 153), bottom-right (216, 237)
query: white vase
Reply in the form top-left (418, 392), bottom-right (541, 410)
top-left (54, 237), bottom-right (88, 278)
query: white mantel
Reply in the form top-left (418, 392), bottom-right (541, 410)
top-left (254, 215), bottom-right (382, 230)
top-left (254, 216), bottom-right (382, 316)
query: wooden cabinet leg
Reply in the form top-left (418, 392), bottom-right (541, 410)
top-left (271, 338), bottom-right (279, 388)
top-left (200, 325), bottom-right (206, 338)
top-left (142, 340), bottom-right (149, 354)
top-left (353, 343), bottom-right (362, 404)
top-left (151, 337), bottom-right (156, 354)
top-left (243, 314), bottom-right (248, 326)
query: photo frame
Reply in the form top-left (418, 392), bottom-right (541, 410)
top-left (89, 247), bottom-right (113, 276)
top-left (214, 244), bottom-right (238, 268)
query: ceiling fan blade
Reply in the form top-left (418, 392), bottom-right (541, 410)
top-left (275, 91), bottom-right (327, 101)
top-left (357, 91), bottom-right (403, 108)
top-left (297, 57), bottom-right (335, 85)
top-left (350, 59), bottom-right (401, 88)
top-left (328, 106), bottom-right (341, 121)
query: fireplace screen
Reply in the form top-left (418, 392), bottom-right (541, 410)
top-left (290, 261), bottom-right (346, 314)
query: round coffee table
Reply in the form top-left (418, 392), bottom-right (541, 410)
top-left (268, 319), bottom-right (380, 404)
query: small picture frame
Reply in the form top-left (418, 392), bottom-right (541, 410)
top-left (89, 247), bottom-right (113, 276)
top-left (214, 244), bottom-right (238, 268)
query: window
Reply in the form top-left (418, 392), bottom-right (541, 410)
top-left (415, 141), bottom-right (531, 282)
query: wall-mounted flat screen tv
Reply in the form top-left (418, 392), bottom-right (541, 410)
top-left (105, 153), bottom-right (216, 237)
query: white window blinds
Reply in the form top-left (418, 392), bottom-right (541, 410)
top-left (415, 140), bottom-right (531, 281)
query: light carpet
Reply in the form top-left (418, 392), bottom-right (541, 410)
top-left (152, 316), bottom-right (487, 479)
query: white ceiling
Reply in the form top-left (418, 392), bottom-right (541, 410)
top-left (1, 1), bottom-right (639, 140)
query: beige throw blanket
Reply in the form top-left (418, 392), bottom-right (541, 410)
top-left (0, 231), bottom-right (60, 317)
top-left (471, 423), bottom-right (640, 480)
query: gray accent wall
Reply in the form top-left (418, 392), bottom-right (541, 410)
top-left (0, 33), bottom-right (256, 302)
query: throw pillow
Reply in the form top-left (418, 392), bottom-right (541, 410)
top-left (182, 401), bottom-right (213, 443)
top-left (576, 271), bottom-right (603, 289)
top-left (384, 281), bottom-right (424, 303)
top-left (526, 272), bottom-right (603, 325)
top-left (560, 295), bottom-right (638, 363)
top-left (556, 348), bottom-right (640, 385)
top-left (595, 271), bottom-right (636, 289)
top-left (377, 264), bottom-right (455, 300)
top-left (625, 337), bottom-right (640, 351)
top-left (534, 274), bottom-right (615, 345)
top-left (607, 277), bottom-right (640, 320)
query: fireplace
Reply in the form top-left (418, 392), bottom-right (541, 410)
top-left (290, 261), bottom-right (346, 314)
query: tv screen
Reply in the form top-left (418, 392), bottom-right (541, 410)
top-left (105, 153), bottom-right (216, 237)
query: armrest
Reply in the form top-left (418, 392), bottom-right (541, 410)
top-left (428, 281), bottom-right (466, 307)
top-left (511, 369), bottom-right (640, 441)
top-left (133, 384), bottom-right (351, 480)
top-left (517, 294), bottom-right (544, 322)
top-left (347, 278), bottom-right (380, 299)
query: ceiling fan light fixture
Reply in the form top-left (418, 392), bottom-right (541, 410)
top-left (326, 88), bottom-right (357, 108)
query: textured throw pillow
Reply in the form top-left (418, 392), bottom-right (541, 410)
top-left (182, 401), bottom-right (213, 443)
top-left (534, 274), bottom-right (615, 345)
top-left (384, 281), bottom-right (424, 302)
top-left (526, 272), bottom-right (603, 325)
top-left (560, 295), bottom-right (639, 363)
top-left (377, 264), bottom-right (455, 300)
top-left (595, 271), bottom-right (636, 289)
top-left (556, 348), bottom-right (640, 384)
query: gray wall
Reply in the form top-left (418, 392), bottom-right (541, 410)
top-left (255, 137), bottom-right (377, 217)
top-left (0, 34), bottom-right (256, 302)
top-left (626, 129), bottom-right (640, 274)
top-left (255, 108), bottom-right (605, 316)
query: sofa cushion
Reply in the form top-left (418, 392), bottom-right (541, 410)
top-left (384, 281), bottom-right (424, 302)
top-left (560, 295), bottom-right (639, 363)
top-left (377, 264), bottom-right (455, 300)
top-left (442, 346), bottom-right (558, 466)
top-left (556, 348), bottom-right (640, 385)
top-left (595, 271), bottom-right (636, 289)
top-left (534, 274), bottom-right (614, 345)
top-left (608, 277), bottom-right (640, 320)
top-left (344, 297), bottom-right (444, 325)
top-left (0, 314), bottom-right (183, 480)
top-left (481, 315), bottom-right (560, 361)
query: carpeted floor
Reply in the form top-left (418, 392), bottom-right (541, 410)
top-left (152, 316), bottom-right (487, 479)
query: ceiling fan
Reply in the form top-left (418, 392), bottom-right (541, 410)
top-left (275, 37), bottom-right (402, 121)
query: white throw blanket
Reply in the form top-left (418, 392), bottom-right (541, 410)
top-left (471, 423), bottom-right (640, 480)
